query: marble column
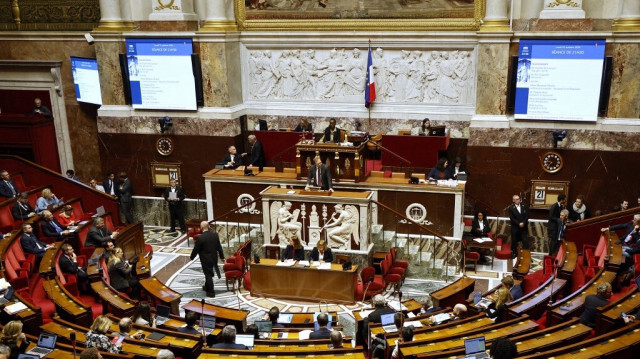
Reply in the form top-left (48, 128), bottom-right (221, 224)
top-left (539, 0), bottom-right (585, 19)
top-left (149, 0), bottom-right (198, 21)
top-left (481, 0), bottom-right (510, 31)
top-left (96, 0), bottom-right (128, 30)
top-left (200, 0), bottom-right (238, 31)
top-left (613, 0), bottom-right (640, 31)
top-left (118, 0), bottom-right (135, 29)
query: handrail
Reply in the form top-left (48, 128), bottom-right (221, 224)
top-left (373, 199), bottom-right (448, 242)
top-left (566, 206), bottom-right (640, 229)
top-left (208, 196), bottom-right (263, 224)
top-left (365, 139), bottom-right (412, 165)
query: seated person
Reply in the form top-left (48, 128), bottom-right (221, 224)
top-left (41, 210), bottom-right (70, 240)
top-left (108, 247), bottom-right (140, 300)
top-left (471, 211), bottom-right (490, 238)
top-left (0, 170), bottom-right (20, 198)
top-left (305, 156), bottom-right (334, 192)
top-left (0, 320), bottom-right (29, 359)
top-left (178, 311), bottom-right (201, 335)
top-left (579, 282), bottom-right (612, 328)
top-left (309, 312), bottom-right (331, 339)
top-left (65, 169), bottom-right (80, 182)
top-left (322, 118), bottom-right (341, 143)
top-left (294, 118), bottom-right (312, 132)
top-left (156, 349), bottom-right (175, 359)
top-left (222, 146), bottom-right (242, 169)
top-left (20, 223), bottom-right (53, 266)
top-left (501, 275), bottom-right (523, 301)
top-left (486, 287), bottom-right (512, 323)
top-left (11, 192), bottom-right (36, 220)
top-left (86, 316), bottom-right (121, 353)
top-left (35, 188), bottom-right (61, 213)
top-left (450, 157), bottom-right (466, 179)
top-left (211, 325), bottom-right (248, 349)
top-left (88, 178), bottom-right (105, 192)
top-left (79, 348), bottom-right (101, 359)
top-left (310, 239), bottom-right (333, 263)
top-left (418, 295), bottom-right (441, 314)
top-left (427, 158), bottom-right (452, 180)
top-left (57, 205), bottom-right (78, 226)
top-left (362, 295), bottom-right (394, 345)
top-left (86, 217), bottom-right (118, 247)
top-left (391, 326), bottom-right (414, 359)
top-left (132, 302), bottom-right (156, 327)
top-left (411, 118), bottom-right (431, 136)
top-left (452, 303), bottom-right (468, 320)
top-left (282, 236), bottom-right (305, 261)
top-left (329, 330), bottom-right (343, 349)
top-left (245, 324), bottom-right (259, 339)
top-left (490, 337), bottom-right (518, 359)
top-left (115, 317), bottom-right (144, 340)
top-left (101, 239), bottom-right (116, 262)
top-left (268, 306), bottom-right (285, 328)
top-left (59, 243), bottom-right (88, 283)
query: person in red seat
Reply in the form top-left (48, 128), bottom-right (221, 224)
top-left (57, 205), bottom-right (78, 226)
top-left (11, 193), bottom-right (36, 220)
top-left (59, 243), bottom-right (88, 283)
top-left (41, 210), bottom-right (70, 240)
top-left (35, 188), bottom-right (61, 213)
top-left (86, 218), bottom-right (119, 248)
top-left (0, 170), bottom-right (19, 198)
top-left (0, 320), bottom-right (29, 358)
top-left (86, 316), bottom-right (121, 353)
top-left (580, 282), bottom-right (612, 328)
top-left (20, 223), bottom-right (53, 267)
top-left (108, 247), bottom-right (140, 300)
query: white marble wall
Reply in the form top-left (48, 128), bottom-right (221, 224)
top-left (512, 0), bottom-right (621, 19)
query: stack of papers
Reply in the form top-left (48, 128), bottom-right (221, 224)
top-left (473, 237), bottom-right (493, 243)
top-left (317, 262), bottom-right (332, 270)
top-left (4, 302), bottom-right (28, 314)
top-left (276, 260), bottom-right (296, 267)
top-left (431, 313), bottom-right (452, 324)
top-left (388, 300), bottom-right (408, 312)
top-left (359, 309), bottom-right (374, 318)
top-left (0, 278), bottom-right (9, 291)
top-left (310, 261), bottom-right (321, 267)
top-left (298, 260), bottom-right (310, 266)
top-left (404, 320), bottom-right (423, 328)
top-left (298, 330), bottom-right (312, 340)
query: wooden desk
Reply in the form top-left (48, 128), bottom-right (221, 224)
top-left (386, 314), bottom-right (494, 346)
top-left (250, 258), bottom-right (358, 304)
top-left (353, 299), bottom-right (425, 346)
top-left (467, 238), bottom-right (496, 267)
top-left (548, 269), bottom-right (617, 326)
top-left (139, 276), bottom-right (182, 316)
top-left (90, 279), bottom-right (137, 318)
top-left (0, 291), bottom-right (42, 335)
top-left (199, 348), bottom-right (365, 358)
top-left (596, 288), bottom-right (640, 334)
top-left (430, 276), bottom-right (475, 309)
top-left (43, 277), bottom-right (93, 327)
top-left (296, 142), bottom-right (366, 183)
top-left (514, 248), bottom-right (531, 278)
top-left (506, 276), bottom-right (566, 320)
top-left (606, 232), bottom-right (623, 272)
top-left (39, 240), bottom-right (63, 277)
top-left (559, 241), bottom-right (578, 283)
top-left (182, 299), bottom-right (249, 333)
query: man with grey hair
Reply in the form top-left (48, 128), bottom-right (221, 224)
top-left (241, 135), bottom-right (265, 170)
top-left (116, 317), bottom-right (144, 339)
top-left (222, 146), bottom-right (241, 169)
top-left (580, 282), bottom-right (612, 328)
top-left (0, 343), bottom-right (11, 359)
top-left (211, 325), bottom-right (248, 349)
top-left (86, 217), bottom-right (118, 247)
top-left (156, 349), bottom-right (175, 359)
top-left (419, 295), bottom-right (441, 314)
top-left (41, 209), bottom-right (70, 240)
top-left (602, 214), bottom-right (640, 259)
top-left (362, 294), bottom-right (394, 348)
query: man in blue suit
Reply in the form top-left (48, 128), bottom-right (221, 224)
top-left (0, 170), bottom-right (19, 198)
top-left (20, 223), bottom-right (53, 267)
top-left (602, 214), bottom-right (640, 259)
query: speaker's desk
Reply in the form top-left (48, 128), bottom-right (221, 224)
top-left (250, 258), bottom-right (358, 304)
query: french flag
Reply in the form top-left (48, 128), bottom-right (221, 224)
top-left (365, 46), bottom-right (376, 108)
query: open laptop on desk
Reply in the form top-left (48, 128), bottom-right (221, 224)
top-left (235, 334), bottom-right (255, 349)
top-left (381, 312), bottom-right (397, 333)
top-left (202, 315), bottom-right (216, 336)
top-left (24, 333), bottom-right (57, 358)
top-left (154, 304), bottom-right (171, 326)
top-left (255, 320), bottom-right (273, 339)
top-left (0, 286), bottom-right (14, 305)
top-left (464, 337), bottom-right (490, 359)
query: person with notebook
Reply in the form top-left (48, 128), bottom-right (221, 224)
top-left (177, 311), bottom-right (200, 335)
top-left (309, 239), bottom-right (333, 263)
top-left (309, 313), bottom-right (331, 339)
top-left (86, 316), bottom-right (121, 353)
top-left (211, 326), bottom-right (249, 349)
top-left (163, 179), bottom-right (186, 233)
top-left (0, 321), bottom-right (29, 359)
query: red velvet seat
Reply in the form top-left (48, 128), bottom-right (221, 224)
top-left (243, 271), bottom-right (251, 291)
top-left (188, 227), bottom-right (202, 247)
top-left (223, 256), bottom-right (245, 292)
top-left (10, 243), bottom-right (36, 274)
top-left (382, 258), bottom-right (402, 298)
top-left (390, 247), bottom-right (409, 269)
top-left (494, 236), bottom-right (512, 260)
top-left (4, 251), bottom-right (30, 290)
top-left (635, 254), bottom-right (640, 279)
top-left (359, 266), bottom-right (384, 300)
top-left (462, 239), bottom-right (481, 272)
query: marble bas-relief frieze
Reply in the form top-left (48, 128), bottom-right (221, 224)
top-left (247, 48), bottom-right (475, 105)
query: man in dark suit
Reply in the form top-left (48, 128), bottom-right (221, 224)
top-left (310, 313), bottom-right (332, 339)
top-left (177, 312), bottom-right (201, 335)
top-left (548, 194), bottom-right (566, 221)
top-left (0, 170), bottom-right (19, 198)
top-left (362, 295), bottom-right (394, 347)
top-left (222, 146), bottom-right (242, 169)
top-left (20, 223), bottom-right (53, 267)
top-left (322, 118), bottom-right (341, 143)
top-left (28, 97), bottom-right (52, 117)
top-left (508, 194), bottom-right (529, 259)
top-left (118, 172), bottom-right (133, 224)
top-left (164, 179), bottom-right (186, 232)
top-left (419, 296), bottom-right (442, 314)
top-left (602, 214), bottom-right (640, 247)
top-left (547, 209), bottom-right (569, 256)
top-left (41, 210), bottom-right (70, 240)
top-left (86, 217), bottom-right (119, 247)
top-left (103, 172), bottom-right (119, 198)
top-left (305, 157), bottom-right (333, 192)
top-left (268, 306), bottom-right (285, 328)
top-left (580, 282), bottom-right (611, 328)
top-left (12, 192), bottom-right (36, 220)
top-left (59, 243), bottom-right (88, 283)
top-left (211, 326), bottom-right (248, 349)
top-left (190, 221), bottom-right (224, 297)
top-left (241, 135), bottom-right (265, 171)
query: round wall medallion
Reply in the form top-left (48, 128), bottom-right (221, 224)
top-left (156, 137), bottom-right (174, 156)
top-left (541, 151), bottom-right (563, 173)
top-left (405, 203), bottom-right (427, 224)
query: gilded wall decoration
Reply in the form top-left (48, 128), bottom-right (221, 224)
top-left (0, 0), bottom-right (100, 31)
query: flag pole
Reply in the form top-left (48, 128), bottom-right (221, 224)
top-left (368, 39), bottom-right (371, 129)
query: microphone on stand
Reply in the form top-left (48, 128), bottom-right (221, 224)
top-left (201, 299), bottom-right (206, 339)
top-left (362, 276), bottom-right (374, 305)
top-left (398, 291), bottom-right (403, 308)
top-left (70, 331), bottom-right (76, 359)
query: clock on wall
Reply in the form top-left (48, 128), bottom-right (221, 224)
top-left (541, 151), bottom-right (563, 173)
top-left (156, 137), bottom-right (174, 156)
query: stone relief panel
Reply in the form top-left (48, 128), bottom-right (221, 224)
top-left (246, 48), bottom-right (475, 105)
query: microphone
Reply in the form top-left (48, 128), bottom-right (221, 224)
top-left (201, 298), bottom-right (206, 338)
top-left (70, 331), bottom-right (77, 359)
top-left (398, 291), bottom-right (403, 304)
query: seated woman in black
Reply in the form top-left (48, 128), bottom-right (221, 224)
top-left (471, 211), bottom-right (490, 238)
top-left (282, 235), bottom-right (305, 261)
top-left (427, 158), bottom-right (451, 180)
top-left (108, 247), bottom-right (141, 299)
top-left (487, 287), bottom-right (512, 323)
top-left (309, 239), bottom-right (333, 263)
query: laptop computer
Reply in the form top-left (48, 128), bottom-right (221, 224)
top-left (255, 320), bottom-right (273, 339)
top-left (202, 315), bottom-right (216, 336)
top-left (95, 205), bottom-right (106, 216)
top-left (235, 334), bottom-right (255, 349)
top-left (154, 304), bottom-right (171, 326)
top-left (17, 355), bottom-right (39, 359)
top-left (25, 333), bottom-right (57, 358)
top-left (464, 337), bottom-right (490, 359)
top-left (0, 287), bottom-right (15, 305)
top-left (380, 312), bottom-right (398, 333)
top-left (429, 126), bottom-right (446, 136)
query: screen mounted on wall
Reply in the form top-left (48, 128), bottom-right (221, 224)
top-left (125, 38), bottom-right (197, 111)
top-left (514, 39), bottom-right (606, 122)
top-left (70, 57), bottom-right (103, 105)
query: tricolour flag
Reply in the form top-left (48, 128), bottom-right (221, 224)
top-left (365, 46), bottom-right (376, 108)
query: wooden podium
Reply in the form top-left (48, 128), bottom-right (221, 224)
top-left (295, 141), bottom-right (365, 183)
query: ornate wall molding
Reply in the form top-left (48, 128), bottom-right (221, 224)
top-left (0, 0), bottom-right (100, 31)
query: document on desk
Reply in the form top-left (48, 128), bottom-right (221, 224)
top-left (388, 300), bottom-right (408, 311)
top-left (317, 262), bottom-right (332, 270)
top-left (298, 330), bottom-right (312, 340)
top-left (276, 260), bottom-right (296, 267)
top-left (404, 320), bottom-right (423, 328)
top-left (359, 309), bottom-right (374, 318)
top-left (278, 313), bottom-right (293, 323)
top-left (310, 261), bottom-right (321, 267)
top-left (473, 237), bottom-right (493, 243)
